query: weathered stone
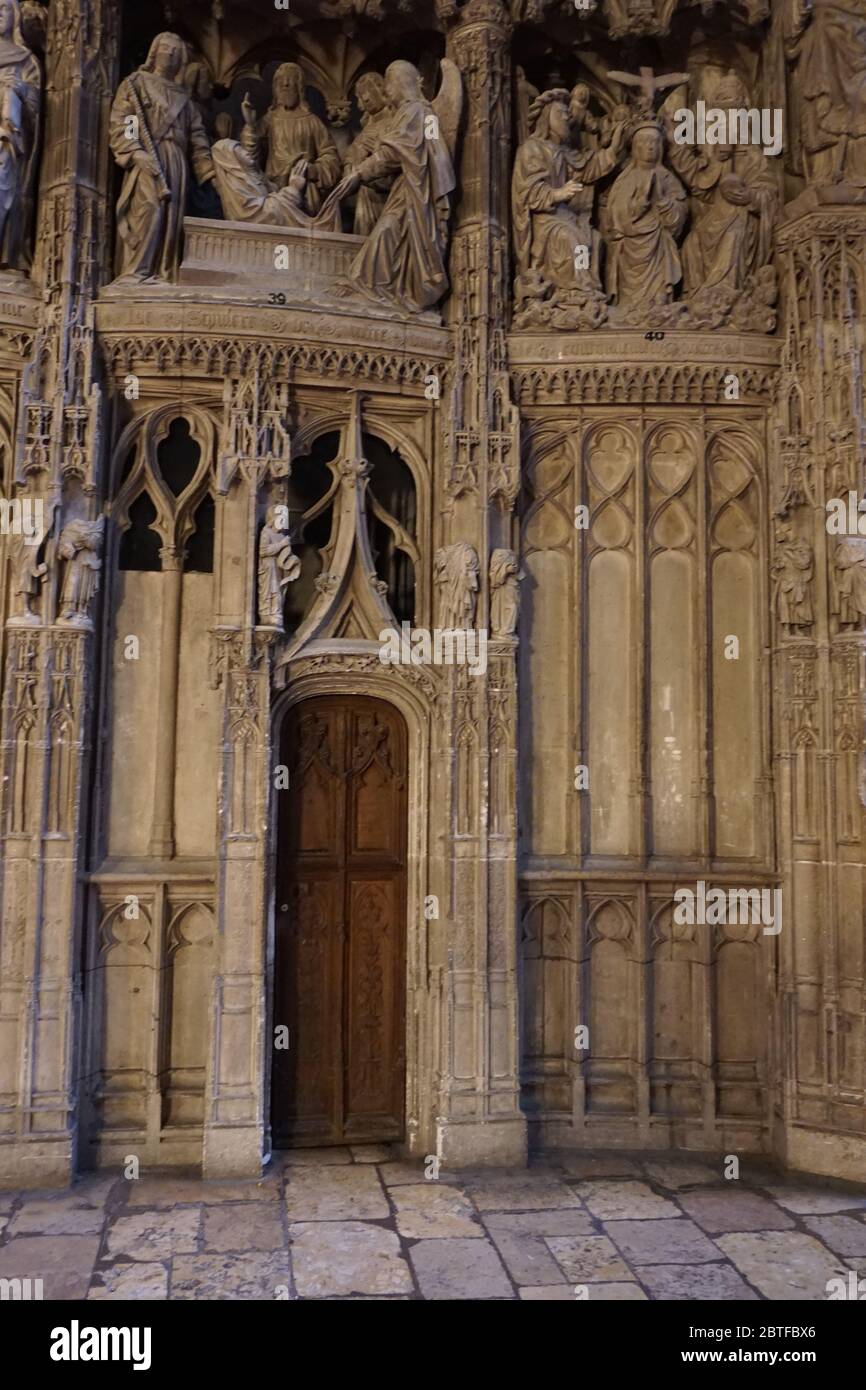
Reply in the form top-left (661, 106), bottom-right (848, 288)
top-left (125, 1176), bottom-right (279, 1208)
top-left (87, 1263), bottom-right (169, 1300)
top-left (678, 1191), bottom-right (796, 1233)
top-left (8, 1196), bottom-right (106, 1236)
top-left (763, 1187), bottom-right (866, 1216)
top-left (466, 1173), bottom-right (581, 1212)
top-left (544, 1234), bottom-right (632, 1282)
top-left (409, 1237), bottom-right (514, 1300)
top-left (715, 1231), bottom-right (849, 1300)
top-left (203, 1202), bottom-right (285, 1252)
top-left (105, 1208), bottom-right (201, 1261)
top-left (641, 1160), bottom-right (723, 1191)
top-left (390, 1183), bottom-right (483, 1239)
top-left (603, 1218), bottom-right (722, 1265)
top-left (575, 1181), bottom-right (680, 1221)
top-left (289, 1222), bottom-right (412, 1298)
top-left (0, 1235), bottom-right (100, 1300)
top-left (284, 1166), bottom-right (389, 1221)
top-left (171, 1251), bottom-right (292, 1300)
top-left (489, 1230), bottom-right (568, 1286)
top-left (638, 1263), bottom-right (760, 1300)
top-left (802, 1215), bottom-right (866, 1257)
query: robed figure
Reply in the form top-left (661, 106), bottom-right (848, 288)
top-left (332, 60), bottom-right (462, 314)
top-left (240, 62), bottom-right (340, 215)
top-left (785, 0), bottom-right (866, 185)
top-left (606, 120), bottom-right (687, 315)
top-left (0, 0), bottom-right (41, 272)
top-left (109, 32), bottom-right (215, 284)
top-left (212, 139), bottom-right (340, 231)
top-left (512, 88), bottom-right (625, 324)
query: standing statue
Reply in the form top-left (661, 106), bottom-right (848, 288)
top-left (0, 0), bottom-right (41, 273)
top-left (772, 517), bottom-right (814, 631)
top-left (258, 507), bottom-right (300, 629)
top-left (512, 88), bottom-right (627, 328)
top-left (240, 63), bottom-right (340, 216)
top-left (331, 59), bottom-right (462, 315)
top-left (785, 0), bottom-right (866, 186)
top-left (489, 549), bottom-right (522, 637)
top-left (9, 526), bottom-right (46, 623)
top-left (834, 537), bottom-right (866, 624)
top-left (665, 75), bottom-right (778, 327)
top-left (606, 117), bottom-right (688, 320)
top-left (109, 32), bottom-right (215, 285)
top-left (58, 517), bottom-right (104, 628)
top-left (344, 72), bottom-right (392, 236)
top-left (435, 542), bottom-right (479, 630)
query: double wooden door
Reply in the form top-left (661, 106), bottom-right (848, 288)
top-left (272, 696), bottom-right (408, 1146)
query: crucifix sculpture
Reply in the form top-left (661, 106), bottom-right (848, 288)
top-left (606, 64), bottom-right (690, 114)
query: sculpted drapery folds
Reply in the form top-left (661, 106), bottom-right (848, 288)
top-left (0, 0), bottom-right (41, 272)
top-left (606, 119), bottom-right (688, 321)
top-left (240, 62), bottom-right (341, 215)
top-left (109, 32), bottom-right (215, 285)
top-left (772, 517), bottom-right (814, 632)
top-left (435, 542), bottom-right (479, 630)
top-left (257, 508), bottom-right (301, 630)
top-left (343, 72), bottom-right (392, 237)
top-left (332, 60), bottom-right (461, 315)
top-left (512, 89), bottom-right (627, 328)
top-left (785, 0), bottom-right (866, 186)
top-left (665, 75), bottom-right (779, 330)
top-left (211, 139), bottom-right (341, 232)
top-left (58, 518), bottom-right (104, 629)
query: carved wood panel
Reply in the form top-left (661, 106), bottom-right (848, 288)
top-left (272, 696), bottom-right (407, 1146)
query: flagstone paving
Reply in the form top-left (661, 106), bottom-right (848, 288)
top-left (0, 1150), bottom-right (864, 1299)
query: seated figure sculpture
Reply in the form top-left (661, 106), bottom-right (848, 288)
top-left (605, 116), bottom-right (688, 324)
top-left (512, 87), bottom-right (627, 328)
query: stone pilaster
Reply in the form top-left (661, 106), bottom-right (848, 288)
top-left (0, 0), bottom-right (120, 1188)
top-left (773, 202), bottom-right (866, 1180)
top-left (434, 0), bottom-right (525, 1165)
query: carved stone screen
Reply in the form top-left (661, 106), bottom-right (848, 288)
top-left (0, 0), bottom-right (863, 1204)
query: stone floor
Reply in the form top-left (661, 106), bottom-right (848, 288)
top-left (1, 1149), bottom-right (865, 1300)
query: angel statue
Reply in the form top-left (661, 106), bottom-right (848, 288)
top-left (330, 59), bottom-right (463, 315)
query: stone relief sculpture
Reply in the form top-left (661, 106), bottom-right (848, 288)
top-left (772, 516), bottom-right (814, 632)
top-left (0, 0), bottom-right (41, 273)
top-left (109, 32), bottom-right (215, 284)
top-left (211, 140), bottom-right (341, 231)
top-left (343, 72), bottom-right (392, 236)
top-left (489, 549), bottom-right (522, 637)
top-left (606, 116), bottom-right (688, 323)
top-left (834, 537), bottom-right (866, 624)
top-left (240, 62), bottom-right (341, 216)
top-left (435, 542), bottom-right (479, 630)
top-left (258, 507), bottom-right (301, 629)
top-left (8, 525), bottom-right (46, 623)
top-left (57, 517), bottom-right (104, 628)
top-left (665, 75), bottom-right (779, 330)
top-left (512, 88), bottom-right (627, 328)
top-left (331, 59), bottom-right (462, 314)
top-left (785, 0), bottom-right (866, 187)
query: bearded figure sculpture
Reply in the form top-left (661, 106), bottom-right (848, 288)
top-left (240, 62), bottom-right (340, 216)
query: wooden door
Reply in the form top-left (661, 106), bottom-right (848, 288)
top-left (272, 696), bottom-right (408, 1146)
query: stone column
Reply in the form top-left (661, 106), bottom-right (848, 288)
top-left (773, 200), bottom-right (866, 1181)
top-left (0, 0), bottom-right (119, 1188)
top-left (202, 371), bottom-right (291, 1177)
top-left (432, 0), bottom-right (525, 1165)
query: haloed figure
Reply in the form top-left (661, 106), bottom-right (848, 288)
top-left (109, 32), bottom-right (215, 284)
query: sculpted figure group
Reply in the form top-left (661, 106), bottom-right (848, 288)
top-left (108, 34), bottom-right (462, 317)
top-left (512, 71), bottom-right (779, 330)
